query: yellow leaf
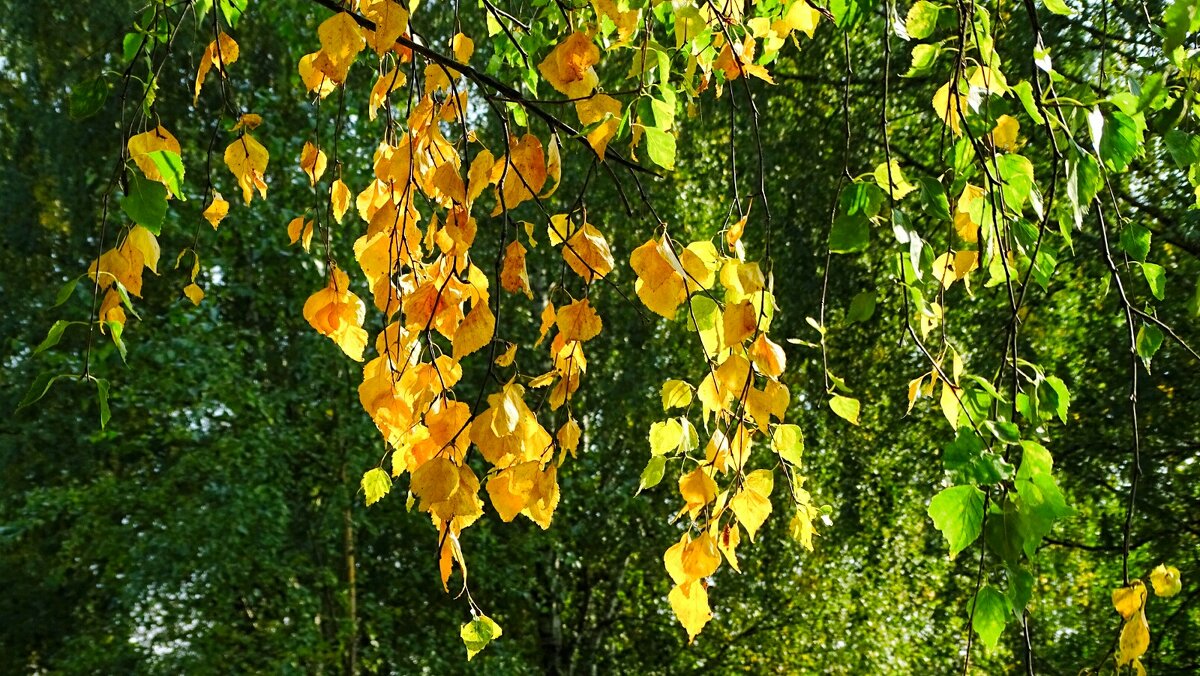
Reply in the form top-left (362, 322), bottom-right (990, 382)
top-left (300, 141), bottom-right (327, 186)
top-left (592, 0), bottom-right (640, 45)
top-left (500, 240), bottom-right (533, 299)
top-left (557, 417), bottom-right (581, 456)
top-left (773, 0), bottom-right (821, 38)
top-left (125, 226), bottom-right (160, 275)
top-left (716, 522), bottom-right (742, 572)
top-left (932, 82), bottom-right (967, 136)
top-left (669, 580), bottom-right (712, 642)
top-left (556, 299), bottom-right (602, 342)
top-left (127, 126), bottom-right (181, 185)
top-left (299, 52), bottom-right (337, 98)
top-left (1118, 611), bottom-right (1150, 666)
top-left (536, 302), bottom-right (556, 346)
top-left (453, 32), bottom-right (475, 63)
top-left (661, 379), bottom-right (693, 410)
top-left (317, 11), bottom-right (365, 83)
top-left (361, 467), bottom-right (391, 506)
top-left (411, 457), bottom-right (461, 509)
top-left (360, 0), bottom-right (408, 56)
top-left (829, 395), bottom-right (860, 425)
top-left (330, 179), bottom-right (352, 223)
top-left (1112, 580), bottom-right (1147, 620)
top-left (224, 133), bottom-right (270, 204)
top-left (789, 504), bottom-right (819, 550)
top-left (233, 113), bottom-right (262, 131)
top-left (729, 469), bottom-right (774, 541)
top-left (493, 134), bottom-right (547, 212)
top-left (1150, 563), bottom-right (1182, 597)
top-left (575, 94), bottom-right (622, 158)
top-left (679, 467), bottom-right (717, 514)
top-left (183, 283), bottom-right (205, 306)
top-left (873, 160), bottom-right (916, 200)
top-left (302, 266), bottom-right (368, 361)
top-left (563, 223), bottom-right (615, 282)
top-left (486, 461), bottom-right (540, 521)
top-left (906, 375), bottom-right (925, 414)
top-left (993, 114), bottom-right (1019, 151)
top-left (495, 343), bottom-right (518, 367)
top-left (748, 333), bottom-right (786, 377)
top-left (467, 150), bottom-right (495, 204)
top-left (538, 32), bottom-right (599, 98)
top-left (722, 300), bottom-right (757, 345)
top-left (287, 216), bottom-right (315, 252)
top-left (682, 532), bottom-right (721, 580)
top-left (939, 381), bottom-right (961, 429)
top-left (203, 192), bottom-right (230, 229)
top-left (194, 32), bottom-right (239, 105)
top-left (968, 66), bottom-right (1009, 96)
top-left (522, 464), bottom-right (559, 528)
top-left (542, 135), bottom-right (562, 198)
top-left (368, 67), bottom-right (406, 121)
top-left (631, 239), bottom-right (687, 319)
top-left (460, 614), bottom-right (502, 661)
top-left (453, 300), bottom-right (496, 360)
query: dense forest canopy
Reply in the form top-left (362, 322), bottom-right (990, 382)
top-left (2, 0), bottom-right (1199, 672)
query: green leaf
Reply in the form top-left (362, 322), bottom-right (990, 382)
top-left (841, 182), bottom-right (884, 217)
top-left (1041, 376), bottom-right (1071, 424)
top-left (643, 127), bottom-right (676, 170)
top-left (69, 75), bottom-right (112, 120)
top-left (122, 172), bottom-right (168, 234)
top-left (944, 429), bottom-right (1006, 484)
top-left (121, 32), bottom-right (143, 62)
top-left (95, 378), bottom-right (111, 429)
top-left (846, 291), bottom-right (876, 323)
top-left (828, 0), bottom-right (865, 28)
top-left (1120, 224), bottom-right (1151, 262)
top-left (828, 395), bottom-right (861, 425)
top-left (147, 150), bottom-right (186, 200)
top-left (1163, 0), bottom-right (1200, 53)
top-left (972, 586), bottom-right (1010, 648)
top-left (1008, 567), bottom-right (1036, 612)
top-left (771, 424), bottom-right (805, 465)
top-left (904, 44), bottom-right (941, 78)
top-left (1042, 0), bottom-right (1074, 16)
top-left (460, 614), bottom-right (502, 660)
top-left (17, 372), bottom-right (68, 411)
top-left (105, 320), bottom-right (128, 363)
top-left (638, 456), bottom-right (667, 492)
top-left (985, 421), bottom-right (1021, 445)
top-left (361, 467), bottom-right (392, 506)
top-left (220, 0), bottom-right (248, 27)
top-left (1142, 262), bottom-right (1166, 300)
top-left (1011, 81), bottom-right (1045, 125)
top-left (34, 320), bottom-right (74, 355)
top-left (52, 275), bottom-right (83, 307)
top-left (918, 177), bottom-right (951, 221)
top-left (905, 1), bottom-right (941, 39)
top-left (928, 484), bottom-right (985, 558)
top-left (996, 154), bottom-right (1035, 214)
top-left (829, 214), bottom-right (869, 254)
top-left (1136, 324), bottom-right (1164, 370)
top-left (114, 281), bottom-right (141, 319)
top-left (1098, 111), bottom-right (1144, 173)
top-left (1013, 441), bottom-right (1073, 556)
top-left (1164, 130), bottom-right (1200, 167)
